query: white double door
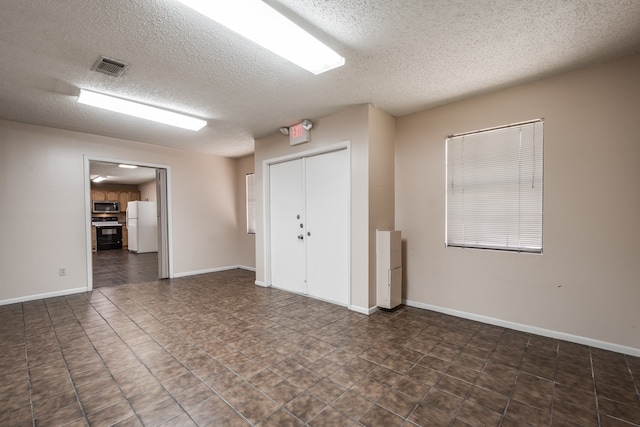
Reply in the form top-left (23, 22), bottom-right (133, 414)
top-left (269, 149), bottom-right (349, 306)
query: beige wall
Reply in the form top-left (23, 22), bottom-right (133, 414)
top-left (236, 154), bottom-right (256, 269)
top-left (253, 104), bottom-right (396, 311)
top-left (0, 120), bottom-right (245, 303)
top-left (254, 105), bottom-right (372, 310)
top-left (367, 105), bottom-right (396, 307)
top-left (395, 55), bottom-right (640, 351)
top-left (139, 179), bottom-right (157, 202)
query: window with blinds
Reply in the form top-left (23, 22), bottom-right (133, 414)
top-left (246, 173), bottom-right (256, 234)
top-left (446, 120), bottom-right (543, 253)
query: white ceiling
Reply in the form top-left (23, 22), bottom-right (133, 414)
top-left (90, 161), bottom-right (157, 185)
top-left (1, 1), bottom-right (639, 158)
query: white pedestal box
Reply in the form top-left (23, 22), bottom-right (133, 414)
top-left (376, 230), bottom-right (402, 309)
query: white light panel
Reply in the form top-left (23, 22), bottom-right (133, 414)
top-left (77, 89), bottom-right (207, 131)
top-left (176, 0), bottom-right (345, 75)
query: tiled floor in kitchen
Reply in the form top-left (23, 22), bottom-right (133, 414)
top-left (1, 269), bottom-right (639, 426)
top-left (93, 249), bottom-right (158, 288)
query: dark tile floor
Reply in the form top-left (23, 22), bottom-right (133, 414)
top-left (93, 249), bottom-right (158, 288)
top-left (1, 269), bottom-right (639, 426)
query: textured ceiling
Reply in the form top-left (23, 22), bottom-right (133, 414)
top-left (1, 0), bottom-right (639, 157)
top-left (90, 161), bottom-right (157, 185)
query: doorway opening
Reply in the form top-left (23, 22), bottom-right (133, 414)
top-left (86, 158), bottom-right (171, 289)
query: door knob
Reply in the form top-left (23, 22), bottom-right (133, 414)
top-left (298, 235), bottom-right (304, 240)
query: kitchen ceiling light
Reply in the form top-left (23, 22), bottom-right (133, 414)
top-left (176, 0), bottom-right (345, 75)
top-left (119, 164), bottom-right (138, 169)
top-left (77, 89), bottom-right (207, 131)
top-left (92, 175), bottom-right (107, 183)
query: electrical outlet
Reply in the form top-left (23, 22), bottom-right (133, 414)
top-left (59, 267), bottom-right (67, 276)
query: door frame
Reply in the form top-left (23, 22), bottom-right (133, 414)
top-left (84, 155), bottom-right (173, 290)
top-left (262, 141), bottom-right (351, 306)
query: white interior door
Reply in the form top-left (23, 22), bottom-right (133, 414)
top-left (305, 149), bottom-right (349, 305)
top-left (269, 149), bottom-right (349, 306)
top-left (270, 159), bottom-right (306, 294)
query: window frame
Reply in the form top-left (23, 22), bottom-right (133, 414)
top-left (445, 119), bottom-right (544, 254)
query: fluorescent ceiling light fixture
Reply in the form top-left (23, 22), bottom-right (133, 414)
top-left (118, 164), bottom-right (138, 169)
top-left (92, 175), bottom-right (107, 183)
top-left (77, 89), bottom-right (207, 131)
top-left (176, 0), bottom-right (345, 75)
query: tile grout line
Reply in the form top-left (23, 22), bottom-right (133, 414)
top-left (21, 302), bottom-right (37, 427)
top-left (442, 327), bottom-right (490, 426)
top-left (625, 355), bottom-right (640, 408)
top-left (384, 310), bottom-right (435, 424)
top-left (109, 284), bottom-right (255, 423)
top-left (498, 332), bottom-right (533, 427)
top-left (375, 309), bottom-right (423, 424)
top-left (396, 316), bottom-right (506, 426)
top-left (88, 288), bottom-right (205, 426)
top-left (589, 346), bottom-right (602, 427)
top-left (96, 279), bottom-right (314, 425)
top-left (73, 290), bottom-right (153, 425)
top-left (42, 298), bottom-right (90, 425)
top-left (547, 339), bottom-right (559, 427)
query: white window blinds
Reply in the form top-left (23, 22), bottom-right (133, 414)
top-left (446, 120), bottom-right (543, 253)
top-left (246, 173), bottom-right (256, 234)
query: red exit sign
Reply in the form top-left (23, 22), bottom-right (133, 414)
top-left (289, 122), bottom-right (310, 145)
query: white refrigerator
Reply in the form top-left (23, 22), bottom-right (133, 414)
top-left (126, 201), bottom-right (158, 253)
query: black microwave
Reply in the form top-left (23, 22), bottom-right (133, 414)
top-left (93, 201), bottom-right (120, 213)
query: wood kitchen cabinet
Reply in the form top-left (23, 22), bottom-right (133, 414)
top-left (119, 192), bottom-right (130, 212)
top-left (122, 225), bottom-right (128, 248)
top-left (91, 227), bottom-right (97, 252)
top-left (92, 190), bottom-right (106, 201)
top-left (91, 189), bottom-right (141, 211)
top-left (118, 191), bottom-right (141, 212)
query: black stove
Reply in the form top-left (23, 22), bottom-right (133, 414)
top-left (91, 216), bottom-right (121, 226)
top-left (92, 217), bottom-right (123, 250)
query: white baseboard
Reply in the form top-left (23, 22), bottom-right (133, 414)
top-left (238, 265), bottom-right (256, 272)
top-left (307, 294), bottom-right (348, 308)
top-left (0, 287), bottom-right (88, 307)
top-left (350, 305), bottom-right (379, 315)
top-left (254, 280), bottom-right (268, 287)
top-left (404, 299), bottom-right (640, 357)
top-left (172, 265), bottom-right (252, 278)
